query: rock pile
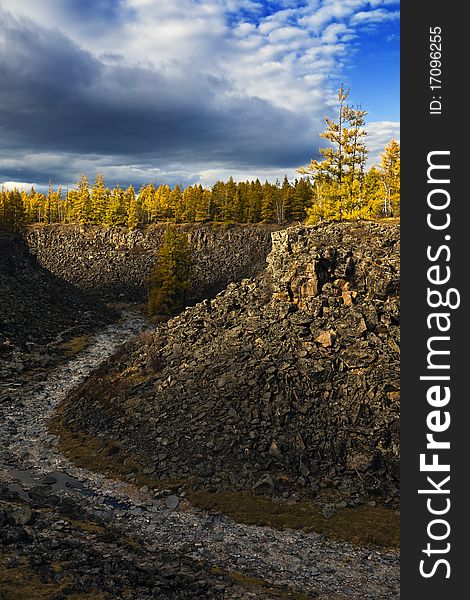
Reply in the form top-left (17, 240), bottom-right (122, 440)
top-left (57, 221), bottom-right (400, 505)
top-left (0, 234), bottom-right (114, 386)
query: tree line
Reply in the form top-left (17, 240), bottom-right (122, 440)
top-left (0, 176), bottom-right (314, 233)
top-left (1, 87), bottom-right (399, 234)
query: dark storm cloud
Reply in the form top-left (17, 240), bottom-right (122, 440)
top-left (0, 9), bottom-right (316, 186)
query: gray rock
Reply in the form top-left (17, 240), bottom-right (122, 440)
top-left (39, 474), bottom-right (58, 485)
top-left (165, 495), bottom-right (180, 510)
top-left (252, 474), bottom-right (274, 496)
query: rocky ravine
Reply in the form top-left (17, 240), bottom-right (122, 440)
top-left (0, 315), bottom-right (262, 599)
top-left (56, 221), bottom-right (400, 506)
top-left (0, 312), bottom-right (399, 599)
top-left (0, 234), bottom-right (115, 389)
top-left (27, 223), bottom-right (274, 303)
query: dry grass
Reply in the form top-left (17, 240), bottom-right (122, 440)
top-left (189, 490), bottom-right (399, 550)
top-left (67, 519), bottom-right (106, 535)
top-left (57, 334), bottom-right (90, 358)
top-left (51, 400), bottom-right (398, 551)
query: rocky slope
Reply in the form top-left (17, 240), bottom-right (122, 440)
top-left (54, 221), bottom-right (400, 506)
top-left (0, 234), bottom-right (114, 386)
top-left (27, 223), bottom-right (274, 303)
top-left (1, 314), bottom-right (399, 599)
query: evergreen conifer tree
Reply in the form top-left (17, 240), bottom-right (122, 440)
top-left (148, 227), bottom-right (192, 316)
top-left (379, 139), bottom-right (400, 216)
top-left (126, 185), bottom-right (139, 228)
top-left (74, 176), bottom-right (91, 223)
top-left (300, 86), bottom-right (369, 223)
top-left (0, 188), bottom-right (27, 233)
top-left (90, 174), bottom-right (108, 223)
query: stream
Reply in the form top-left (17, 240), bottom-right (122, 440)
top-left (0, 312), bottom-right (399, 598)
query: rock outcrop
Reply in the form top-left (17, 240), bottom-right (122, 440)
top-left (27, 223), bottom-right (274, 303)
top-left (55, 221), bottom-right (400, 505)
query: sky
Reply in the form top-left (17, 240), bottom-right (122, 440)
top-left (0, 0), bottom-right (399, 191)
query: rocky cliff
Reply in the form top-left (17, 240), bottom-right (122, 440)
top-left (27, 224), bottom-right (274, 303)
top-left (54, 221), bottom-right (400, 506)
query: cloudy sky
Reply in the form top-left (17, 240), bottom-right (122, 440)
top-left (0, 0), bottom-right (399, 191)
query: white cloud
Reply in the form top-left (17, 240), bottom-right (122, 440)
top-left (366, 121), bottom-right (400, 165)
top-left (1, 1), bottom-right (398, 118)
top-left (351, 9), bottom-right (400, 24)
top-left (300, 0), bottom-right (365, 33)
top-left (322, 22), bottom-right (350, 43)
top-left (0, 0), bottom-right (399, 185)
top-left (1, 180), bottom-right (38, 191)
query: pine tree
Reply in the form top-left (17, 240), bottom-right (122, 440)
top-left (261, 181), bottom-right (277, 223)
top-left (363, 166), bottom-right (384, 218)
top-left (181, 185), bottom-right (198, 222)
top-left (222, 177), bottom-right (237, 222)
top-left (233, 182), bottom-right (248, 222)
top-left (195, 188), bottom-right (213, 222)
top-left (106, 185), bottom-right (127, 226)
top-left (126, 185), bottom-right (139, 228)
top-left (342, 104), bottom-right (368, 215)
top-left (300, 86), bottom-right (368, 223)
top-left (138, 183), bottom-right (156, 224)
top-left (46, 182), bottom-right (64, 223)
top-left (65, 189), bottom-right (78, 223)
top-left (246, 179), bottom-right (263, 223)
top-left (290, 178), bottom-right (311, 221)
top-left (307, 174), bottom-right (341, 224)
top-left (74, 176), bottom-right (92, 223)
top-left (24, 187), bottom-right (39, 223)
top-left (211, 181), bottom-right (226, 221)
top-left (169, 185), bottom-right (182, 222)
top-left (0, 189), bottom-right (7, 231)
top-left (148, 227), bottom-right (192, 316)
top-left (0, 188), bottom-right (27, 233)
top-left (278, 176), bottom-right (293, 224)
top-left (44, 181), bottom-right (53, 224)
top-left (155, 184), bottom-right (172, 220)
top-left (90, 174), bottom-right (108, 224)
top-left (379, 139), bottom-right (400, 216)
top-left (54, 186), bottom-right (64, 222)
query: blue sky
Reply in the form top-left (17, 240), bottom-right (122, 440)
top-left (0, 0), bottom-right (399, 190)
top-left (346, 19), bottom-right (399, 121)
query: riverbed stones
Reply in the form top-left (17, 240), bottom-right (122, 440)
top-left (0, 310), bottom-right (400, 599)
top-left (39, 474), bottom-right (58, 485)
top-left (0, 494), bottom-right (260, 599)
